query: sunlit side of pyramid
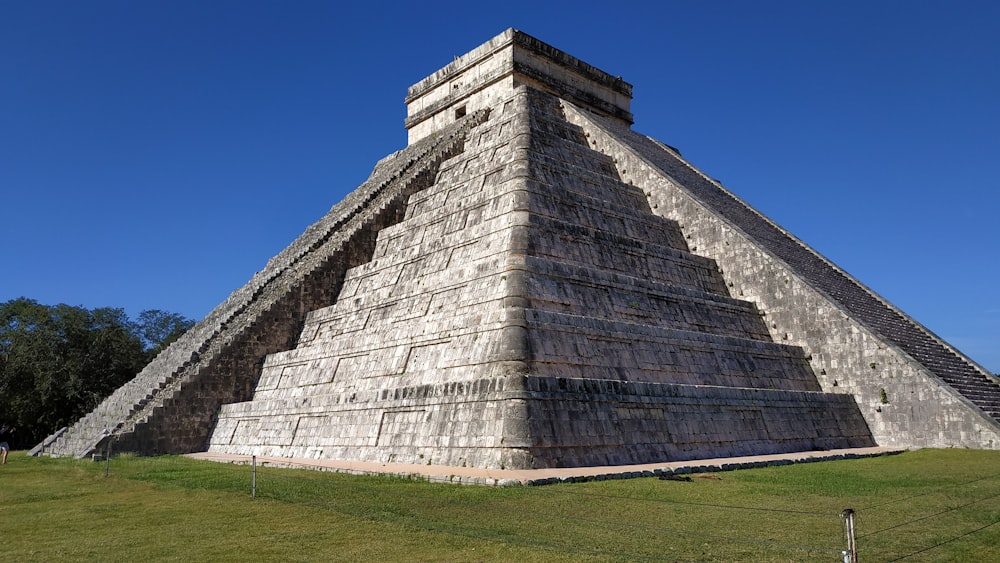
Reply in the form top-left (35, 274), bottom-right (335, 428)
top-left (34, 29), bottom-right (1000, 468)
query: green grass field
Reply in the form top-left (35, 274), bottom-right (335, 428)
top-left (3, 449), bottom-right (999, 561)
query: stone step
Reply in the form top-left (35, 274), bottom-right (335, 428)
top-left (521, 257), bottom-right (768, 341)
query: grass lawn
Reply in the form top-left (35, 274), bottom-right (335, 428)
top-left (2, 449), bottom-right (999, 561)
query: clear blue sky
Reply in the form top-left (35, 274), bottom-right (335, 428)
top-left (3, 1), bottom-right (998, 372)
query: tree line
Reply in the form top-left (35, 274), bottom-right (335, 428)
top-left (0, 298), bottom-right (195, 447)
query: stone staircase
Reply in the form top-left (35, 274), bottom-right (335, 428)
top-left (32, 109), bottom-right (490, 459)
top-left (608, 123), bottom-right (1000, 423)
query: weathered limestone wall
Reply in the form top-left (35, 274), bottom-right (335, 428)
top-left (516, 376), bottom-right (874, 466)
top-left (405, 28), bottom-right (632, 144)
top-left (507, 88), bottom-right (874, 466)
top-left (562, 101), bottom-right (1000, 449)
top-left (209, 87), bottom-right (536, 468)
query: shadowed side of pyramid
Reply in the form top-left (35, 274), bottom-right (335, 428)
top-left (558, 97), bottom-right (1000, 450)
top-left (500, 89), bottom-right (878, 466)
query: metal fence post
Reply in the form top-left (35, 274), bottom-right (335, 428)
top-left (842, 508), bottom-right (857, 563)
top-left (252, 455), bottom-right (257, 498)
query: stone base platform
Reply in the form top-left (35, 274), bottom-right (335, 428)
top-left (186, 446), bottom-right (903, 486)
top-left (207, 375), bottom-right (876, 470)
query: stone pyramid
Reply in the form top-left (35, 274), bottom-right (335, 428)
top-left (34, 30), bottom-right (1000, 468)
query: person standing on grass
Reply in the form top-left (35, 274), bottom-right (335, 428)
top-left (0, 424), bottom-right (14, 464)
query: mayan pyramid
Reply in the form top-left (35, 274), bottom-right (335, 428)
top-left (34, 29), bottom-right (1000, 469)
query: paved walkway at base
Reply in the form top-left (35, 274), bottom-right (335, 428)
top-left (186, 446), bottom-right (903, 486)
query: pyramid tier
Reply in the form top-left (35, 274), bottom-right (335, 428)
top-left (210, 374), bottom-right (873, 468)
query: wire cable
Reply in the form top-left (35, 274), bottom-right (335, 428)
top-left (885, 519), bottom-right (1000, 562)
top-left (859, 489), bottom-right (1000, 539)
top-left (857, 473), bottom-right (1000, 512)
top-left (534, 486), bottom-right (839, 516)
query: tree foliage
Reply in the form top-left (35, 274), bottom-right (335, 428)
top-left (135, 309), bottom-right (195, 357)
top-left (0, 298), bottom-right (195, 446)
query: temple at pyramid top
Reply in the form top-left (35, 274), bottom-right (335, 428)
top-left (405, 28), bottom-right (633, 144)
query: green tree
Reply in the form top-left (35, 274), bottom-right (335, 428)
top-left (135, 309), bottom-right (195, 359)
top-left (0, 298), bottom-right (194, 446)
